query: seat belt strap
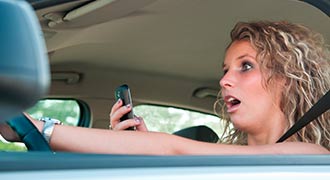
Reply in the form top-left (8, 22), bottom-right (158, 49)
top-left (277, 90), bottom-right (330, 143)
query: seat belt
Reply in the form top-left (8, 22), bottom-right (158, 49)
top-left (277, 90), bottom-right (330, 143)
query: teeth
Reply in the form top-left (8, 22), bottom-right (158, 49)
top-left (228, 97), bottom-right (235, 103)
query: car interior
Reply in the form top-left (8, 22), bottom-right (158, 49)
top-left (30, 0), bottom-right (330, 133)
top-left (0, 0), bottom-right (330, 179)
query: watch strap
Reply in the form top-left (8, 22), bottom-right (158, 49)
top-left (40, 117), bottom-right (63, 143)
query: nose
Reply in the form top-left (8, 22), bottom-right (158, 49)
top-left (219, 71), bottom-right (234, 89)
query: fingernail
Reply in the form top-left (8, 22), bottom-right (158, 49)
top-left (134, 117), bottom-right (140, 123)
top-left (126, 104), bottom-right (131, 108)
top-left (117, 99), bottom-right (121, 104)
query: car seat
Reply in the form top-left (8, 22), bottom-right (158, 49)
top-left (173, 125), bottom-right (219, 143)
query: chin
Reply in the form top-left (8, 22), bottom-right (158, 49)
top-left (230, 117), bottom-right (251, 132)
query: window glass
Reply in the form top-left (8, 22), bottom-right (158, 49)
top-left (134, 105), bottom-right (224, 137)
top-left (26, 99), bottom-right (80, 126)
top-left (0, 136), bottom-right (27, 151)
top-left (0, 99), bottom-right (81, 152)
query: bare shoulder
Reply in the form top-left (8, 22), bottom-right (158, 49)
top-left (275, 142), bottom-right (330, 154)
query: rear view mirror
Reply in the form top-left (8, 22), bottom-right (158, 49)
top-left (0, 0), bottom-right (50, 122)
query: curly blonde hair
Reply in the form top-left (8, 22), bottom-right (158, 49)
top-left (214, 21), bottom-right (330, 149)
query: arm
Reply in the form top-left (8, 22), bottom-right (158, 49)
top-left (28, 115), bottom-right (329, 155)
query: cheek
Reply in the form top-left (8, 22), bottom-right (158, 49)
top-left (241, 71), bottom-right (275, 109)
top-left (242, 71), bottom-right (265, 95)
top-left (242, 71), bottom-right (276, 111)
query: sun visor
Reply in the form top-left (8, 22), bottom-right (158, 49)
top-left (42, 0), bottom-right (156, 29)
top-left (0, 0), bottom-right (50, 122)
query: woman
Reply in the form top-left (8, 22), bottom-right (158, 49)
top-left (109, 21), bottom-right (330, 152)
top-left (2, 21), bottom-right (330, 154)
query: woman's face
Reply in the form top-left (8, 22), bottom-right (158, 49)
top-left (220, 40), bottom-right (284, 135)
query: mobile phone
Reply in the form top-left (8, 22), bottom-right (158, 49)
top-left (114, 84), bottom-right (135, 130)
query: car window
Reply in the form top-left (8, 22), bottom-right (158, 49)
top-left (26, 99), bottom-right (80, 126)
top-left (0, 99), bottom-right (88, 152)
top-left (134, 105), bottom-right (224, 137)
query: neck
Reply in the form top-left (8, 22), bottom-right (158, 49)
top-left (247, 112), bottom-right (287, 145)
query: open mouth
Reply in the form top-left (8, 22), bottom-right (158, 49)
top-left (225, 96), bottom-right (241, 113)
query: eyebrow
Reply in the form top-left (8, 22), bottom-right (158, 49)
top-left (222, 53), bottom-right (255, 69)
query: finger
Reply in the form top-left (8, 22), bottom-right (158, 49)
top-left (109, 99), bottom-right (122, 129)
top-left (111, 104), bottom-right (132, 127)
top-left (110, 99), bottom-right (123, 117)
top-left (112, 119), bottom-right (140, 131)
top-left (135, 116), bottom-right (148, 132)
top-left (109, 99), bottom-right (124, 127)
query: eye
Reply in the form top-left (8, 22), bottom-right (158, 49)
top-left (241, 61), bottom-right (253, 72)
top-left (223, 69), bottom-right (228, 75)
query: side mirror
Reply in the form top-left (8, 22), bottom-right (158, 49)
top-left (0, 0), bottom-right (50, 122)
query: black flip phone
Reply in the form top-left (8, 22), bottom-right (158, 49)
top-left (114, 84), bottom-right (135, 130)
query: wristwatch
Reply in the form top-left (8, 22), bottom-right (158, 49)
top-left (39, 117), bottom-right (63, 143)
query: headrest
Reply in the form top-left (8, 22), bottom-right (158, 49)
top-left (173, 125), bottom-right (219, 143)
top-left (0, 0), bottom-right (50, 122)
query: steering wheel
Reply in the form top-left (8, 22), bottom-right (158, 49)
top-left (7, 114), bottom-right (51, 151)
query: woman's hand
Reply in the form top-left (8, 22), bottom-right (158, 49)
top-left (0, 123), bottom-right (21, 142)
top-left (109, 99), bottom-right (148, 131)
top-left (0, 113), bottom-right (41, 142)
